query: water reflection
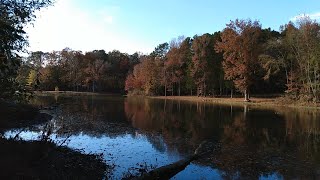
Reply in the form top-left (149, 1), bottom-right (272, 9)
top-left (31, 95), bottom-right (135, 137)
top-left (4, 94), bottom-right (320, 179)
top-left (124, 97), bottom-right (320, 179)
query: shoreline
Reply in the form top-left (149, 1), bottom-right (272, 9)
top-left (148, 96), bottom-right (320, 110)
top-left (34, 91), bottom-right (121, 96)
top-left (32, 91), bottom-right (320, 110)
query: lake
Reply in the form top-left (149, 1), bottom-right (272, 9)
top-left (4, 94), bottom-right (320, 179)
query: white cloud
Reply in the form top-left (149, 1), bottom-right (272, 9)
top-left (25, 0), bottom-right (152, 54)
top-left (290, 12), bottom-right (320, 21)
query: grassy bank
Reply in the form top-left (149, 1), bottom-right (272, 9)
top-left (149, 96), bottom-right (320, 110)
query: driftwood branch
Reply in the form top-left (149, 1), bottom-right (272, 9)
top-left (132, 141), bottom-right (212, 180)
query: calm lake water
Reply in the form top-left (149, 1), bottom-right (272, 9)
top-left (4, 94), bottom-right (320, 179)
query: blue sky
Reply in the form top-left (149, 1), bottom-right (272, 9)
top-left (27, 0), bottom-right (320, 54)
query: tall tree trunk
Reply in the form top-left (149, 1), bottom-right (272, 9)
top-left (165, 83), bottom-right (167, 97)
top-left (203, 82), bottom-right (206, 97)
top-left (231, 89), bottom-right (233, 98)
top-left (314, 69), bottom-right (319, 101)
top-left (172, 83), bottom-right (174, 96)
top-left (285, 67), bottom-right (289, 86)
top-left (219, 79), bottom-right (223, 96)
top-left (244, 89), bottom-right (250, 102)
top-left (164, 71), bottom-right (167, 96)
top-left (197, 86), bottom-right (199, 97)
top-left (178, 81), bottom-right (181, 96)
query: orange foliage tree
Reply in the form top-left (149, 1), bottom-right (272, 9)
top-left (215, 19), bottom-right (262, 101)
top-left (125, 56), bottom-right (163, 95)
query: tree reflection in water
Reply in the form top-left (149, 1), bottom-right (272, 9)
top-left (32, 94), bottom-right (135, 138)
top-left (124, 97), bottom-right (320, 179)
top-left (30, 95), bottom-right (319, 179)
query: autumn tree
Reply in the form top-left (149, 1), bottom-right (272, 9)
top-left (215, 19), bottom-right (262, 101)
top-left (125, 73), bottom-right (136, 92)
top-left (125, 52), bottom-right (144, 92)
top-left (83, 50), bottom-right (108, 92)
top-left (125, 56), bottom-right (163, 95)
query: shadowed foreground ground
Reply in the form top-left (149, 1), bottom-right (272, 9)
top-left (0, 138), bottom-right (108, 179)
top-left (0, 99), bottom-right (110, 179)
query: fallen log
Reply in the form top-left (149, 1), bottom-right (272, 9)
top-left (133, 155), bottom-right (199, 180)
top-left (132, 141), bottom-right (213, 180)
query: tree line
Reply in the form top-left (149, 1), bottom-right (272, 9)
top-left (19, 49), bottom-right (141, 93)
top-left (125, 18), bottom-right (320, 102)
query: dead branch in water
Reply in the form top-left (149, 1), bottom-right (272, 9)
top-left (131, 141), bottom-right (219, 180)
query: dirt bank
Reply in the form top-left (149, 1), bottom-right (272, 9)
top-left (149, 96), bottom-right (320, 110)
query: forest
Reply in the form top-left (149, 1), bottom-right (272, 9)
top-left (18, 18), bottom-right (320, 102)
top-left (1, 0), bottom-right (320, 102)
top-left (124, 19), bottom-right (320, 102)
